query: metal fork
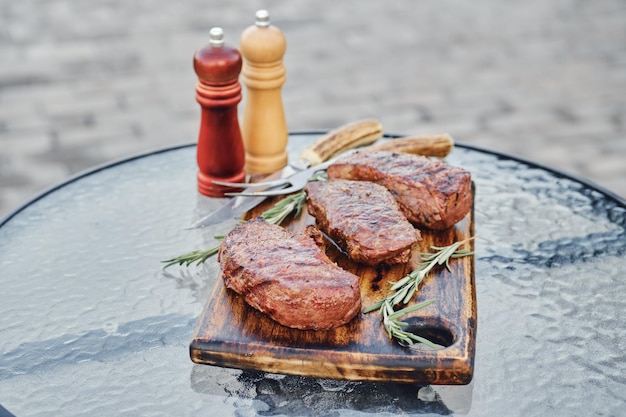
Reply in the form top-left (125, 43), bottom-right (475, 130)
top-left (213, 158), bottom-right (335, 197)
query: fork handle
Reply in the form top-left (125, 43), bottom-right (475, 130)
top-left (299, 119), bottom-right (383, 166)
top-left (366, 133), bottom-right (455, 158)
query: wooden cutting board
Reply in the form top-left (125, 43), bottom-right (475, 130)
top-left (190, 190), bottom-right (476, 385)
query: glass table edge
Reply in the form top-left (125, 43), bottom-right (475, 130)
top-left (2, 131), bottom-right (624, 229)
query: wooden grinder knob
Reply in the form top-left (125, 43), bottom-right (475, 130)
top-left (193, 27), bottom-right (246, 197)
top-left (240, 10), bottom-right (288, 174)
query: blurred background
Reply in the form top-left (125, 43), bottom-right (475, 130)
top-left (1, 0), bottom-right (625, 217)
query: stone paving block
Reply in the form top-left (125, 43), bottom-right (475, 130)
top-left (1, 132), bottom-right (50, 156)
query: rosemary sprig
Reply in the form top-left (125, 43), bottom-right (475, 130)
top-left (381, 298), bottom-right (439, 348)
top-left (364, 236), bottom-right (475, 347)
top-left (161, 190), bottom-right (308, 269)
top-left (259, 190), bottom-right (307, 226)
top-left (160, 238), bottom-right (223, 269)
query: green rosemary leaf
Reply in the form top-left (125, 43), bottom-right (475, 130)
top-left (451, 250), bottom-right (474, 258)
top-left (389, 274), bottom-right (412, 290)
top-left (404, 333), bottom-right (440, 349)
top-left (362, 299), bottom-right (385, 314)
top-left (387, 298), bottom-right (436, 321)
top-left (402, 284), bottom-right (417, 304)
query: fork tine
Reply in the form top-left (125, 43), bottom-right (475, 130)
top-left (212, 177), bottom-right (291, 188)
top-left (215, 158), bottom-right (336, 190)
top-left (225, 185), bottom-right (298, 197)
top-left (222, 158), bottom-right (336, 196)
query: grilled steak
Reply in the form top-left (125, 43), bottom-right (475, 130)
top-left (218, 217), bottom-right (361, 330)
top-left (327, 150), bottom-right (472, 230)
top-left (305, 179), bottom-right (420, 265)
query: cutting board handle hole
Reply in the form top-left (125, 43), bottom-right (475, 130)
top-left (403, 318), bottom-right (455, 351)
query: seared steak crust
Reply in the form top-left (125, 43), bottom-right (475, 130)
top-left (217, 218), bottom-right (361, 330)
top-left (327, 150), bottom-right (472, 230)
top-left (305, 179), bottom-right (420, 265)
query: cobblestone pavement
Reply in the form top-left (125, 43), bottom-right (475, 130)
top-left (1, 0), bottom-right (625, 216)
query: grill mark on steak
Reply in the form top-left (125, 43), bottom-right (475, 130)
top-left (305, 179), bottom-right (420, 265)
top-left (327, 150), bottom-right (473, 230)
top-left (218, 217), bottom-right (361, 330)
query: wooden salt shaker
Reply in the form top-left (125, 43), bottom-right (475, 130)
top-left (240, 10), bottom-right (288, 174)
top-left (193, 27), bottom-right (246, 197)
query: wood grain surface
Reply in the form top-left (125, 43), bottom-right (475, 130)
top-left (190, 189), bottom-right (476, 385)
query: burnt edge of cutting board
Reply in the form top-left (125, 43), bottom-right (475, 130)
top-left (190, 187), bottom-right (476, 385)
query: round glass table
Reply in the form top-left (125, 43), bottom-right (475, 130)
top-left (1, 133), bottom-right (624, 416)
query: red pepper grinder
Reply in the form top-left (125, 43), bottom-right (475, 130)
top-left (193, 27), bottom-right (246, 197)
